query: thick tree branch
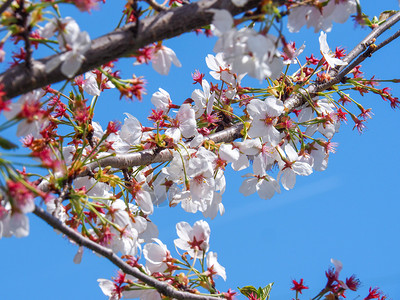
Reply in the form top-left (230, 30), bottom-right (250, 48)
top-left (0, 0), bottom-right (13, 15)
top-left (33, 205), bottom-right (223, 300)
top-left (0, 0), bottom-right (277, 100)
top-left (80, 16), bottom-right (400, 175)
top-left (35, 12), bottom-right (400, 188)
top-left (80, 122), bottom-right (244, 177)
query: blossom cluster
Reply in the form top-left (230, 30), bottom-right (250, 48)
top-left (98, 219), bottom-right (226, 300)
top-left (0, 1), bottom-right (397, 299)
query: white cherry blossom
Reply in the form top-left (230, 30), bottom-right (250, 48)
top-left (277, 144), bottom-right (313, 190)
top-left (247, 97), bottom-right (284, 146)
top-left (319, 31), bottom-right (347, 68)
top-left (120, 113), bottom-right (142, 146)
top-left (191, 79), bottom-right (214, 118)
top-left (165, 104), bottom-right (197, 142)
top-left (45, 17), bottom-right (91, 78)
top-left (3, 90), bottom-right (47, 138)
top-left (97, 279), bottom-right (120, 300)
top-left (205, 53), bottom-right (235, 85)
top-left (288, 1), bottom-right (357, 33)
top-left (143, 238), bottom-right (170, 274)
top-left (298, 98), bottom-right (340, 139)
top-left (206, 251), bottom-right (226, 281)
top-left (174, 220), bottom-right (211, 257)
top-left (151, 88), bottom-right (171, 112)
top-left (239, 174), bottom-right (281, 200)
top-left (211, 10), bottom-right (283, 80)
top-left (82, 67), bottom-right (115, 96)
top-left (151, 45), bottom-right (182, 75)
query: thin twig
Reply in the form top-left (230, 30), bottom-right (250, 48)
top-left (316, 27), bottom-right (400, 97)
top-left (33, 205), bottom-right (224, 300)
top-left (17, 0), bottom-right (33, 70)
top-left (342, 11), bottom-right (400, 66)
top-left (284, 10), bottom-right (400, 111)
top-left (374, 28), bottom-right (400, 53)
top-left (37, 12), bottom-right (400, 190)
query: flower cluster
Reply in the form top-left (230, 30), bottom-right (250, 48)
top-left (98, 220), bottom-right (226, 300)
top-left (0, 1), bottom-right (396, 299)
top-left (287, 0), bottom-right (359, 33)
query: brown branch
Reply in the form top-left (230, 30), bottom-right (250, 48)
top-left (373, 28), bottom-right (400, 53)
top-left (35, 10), bottom-right (400, 190)
top-left (79, 122), bottom-right (244, 177)
top-left (283, 10), bottom-right (400, 112)
top-left (33, 205), bottom-right (222, 300)
top-left (0, 0), bottom-right (279, 100)
top-left (17, 0), bottom-right (33, 70)
top-left (342, 11), bottom-right (400, 66)
top-left (82, 12), bottom-right (400, 175)
top-left (0, 0), bottom-right (13, 15)
top-left (36, 123), bottom-right (244, 192)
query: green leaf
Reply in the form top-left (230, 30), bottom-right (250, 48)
top-left (260, 283), bottom-right (274, 300)
top-left (238, 286), bottom-right (258, 298)
top-left (379, 10), bottom-right (397, 22)
top-left (238, 283), bottom-right (273, 300)
top-left (0, 136), bottom-right (18, 150)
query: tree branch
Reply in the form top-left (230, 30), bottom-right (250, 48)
top-left (36, 12), bottom-right (400, 191)
top-left (283, 11), bottom-right (400, 112)
top-left (80, 123), bottom-right (244, 177)
top-left (33, 205), bottom-right (224, 300)
top-left (0, 0), bottom-right (13, 15)
top-left (81, 14), bottom-right (400, 174)
top-left (0, 0), bottom-right (274, 100)
top-left (342, 11), bottom-right (400, 66)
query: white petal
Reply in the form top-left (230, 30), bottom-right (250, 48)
top-left (61, 53), bottom-right (83, 78)
top-left (9, 213), bottom-right (29, 238)
top-left (280, 169), bottom-right (296, 190)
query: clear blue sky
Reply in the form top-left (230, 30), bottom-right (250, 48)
top-left (1, 1), bottom-right (400, 299)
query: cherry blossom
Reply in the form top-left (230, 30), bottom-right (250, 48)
top-left (82, 68), bottom-right (115, 96)
top-left (206, 251), bottom-right (226, 281)
top-left (151, 88), bottom-right (171, 112)
top-left (319, 31), bottom-right (348, 68)
top-left (0, 1), bottom-right (396, 299)
top-left (0, 201), bottom-right (30, 238)
top-left (191, 79), bottom-right (214, 118)
top-left (205, 53), bottom-right (235, 85)
top-left (143, 238), bottom-right (170, 274)
top-left (239, 174), bottom-right (281, 200)
top-left (211, 10), bottom-right (283, 80)
top-left (298, 98), bottom-right (340, 139)
top-left (45, 17), bottom-right (91, 78)
top-left (174, 220), bottom-right (210, 257)
top-left (120, 113), bottom-right (143, 146)
top-left (151, 45), bottom-right (182, 75)
top-left (247, 97), bottom-right (284, 146)
top-left (277, 144), bottom-right (313, 190)
top-left (97, 278), bottom-right (121, 300)
top-left (165, 104), bottom-right (197, 142)
top-left (287, 1), bottom-right (357, 33)
top-left (3, 89), bottom-right (47, 138)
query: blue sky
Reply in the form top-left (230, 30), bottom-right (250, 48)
top-left (1, 1), bottom-right (400, 299)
